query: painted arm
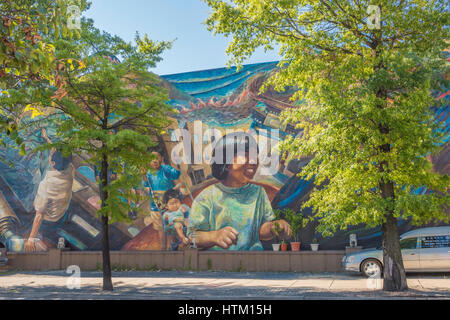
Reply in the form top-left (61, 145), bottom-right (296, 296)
top-left (24, 212), bottom-right (44, 252)
top-left (193, 227), bottom-right (239, 250)
top-left (173, 222), bottom-right (189, 245)
top-left (163, 165), bottom-right (181, 180)
top-left (259, 221), bottom-right (275, 241)
top-left (258, 188), bottom-right (291, 241)
top-left (41, 128), bottom-right (53, 144)
top-left (42, 128), bottom-right (57, 164)
top-left (142, 175), bottom-right (151, 195)
top-left (192, 231), bottom-right (218, 250)
top-left (187, 191), bottom-right (239, 250)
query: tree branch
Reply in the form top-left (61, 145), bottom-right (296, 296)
top-left (66, 74), bottom-right (102, 121)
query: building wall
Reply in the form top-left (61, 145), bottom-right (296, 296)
top-left (0, 61), bottom-right (448, 253)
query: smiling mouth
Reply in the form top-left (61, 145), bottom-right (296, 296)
top-left (245, 168), bottom-right (256, 176)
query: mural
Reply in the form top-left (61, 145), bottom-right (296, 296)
top-left (0, 57), bottom-right (449, 252)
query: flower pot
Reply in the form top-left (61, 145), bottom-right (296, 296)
top-left (310, 243), bottom-right (319, 251)
top-left (291, 242), bottom-right (301, 251)
top-left (272, 244), bottom-right (280, 251)
top-left (280, 243), bottom-right (288, 251)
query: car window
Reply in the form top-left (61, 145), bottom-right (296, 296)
top-left (400, 237), bottom-right (418, 249)
top-left (419, 235), bottom-right (450, 248)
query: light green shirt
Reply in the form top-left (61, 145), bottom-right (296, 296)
top-left (187, 183), bottom-right (275, 250)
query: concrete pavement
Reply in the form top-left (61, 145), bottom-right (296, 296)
top-left (0, 270), bottom-right (449, 300)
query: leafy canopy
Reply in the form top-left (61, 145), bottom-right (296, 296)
top-left (0, 0), bottom-right (89, 154)
top-left (204, 0), bottom-right (449, 236)
top-left (38, 18), bottom-right (174, 222)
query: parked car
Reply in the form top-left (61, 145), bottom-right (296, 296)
top-left (342, 226), bottom-right (450, 277)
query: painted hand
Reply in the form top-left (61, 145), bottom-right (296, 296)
top-left (24, 239), bottom-right (36, 252)
top-left (214, 226), bottom-right (239, 249)
top-left (182, 237), bottom-right (190, 245)
top-left (273, 220), bottom-right (291, 238)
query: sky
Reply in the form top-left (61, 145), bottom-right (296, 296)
top-left (83, 0), bottom-right (281, 76)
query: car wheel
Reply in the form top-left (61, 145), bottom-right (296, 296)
top-left (361, 259), bottom-right (382, 278)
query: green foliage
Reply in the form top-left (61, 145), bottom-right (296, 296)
top-left (184, 255), bottom-right (192, 271)
top-left (110, 264), bottom-right (160, 272)
top-left (205, 0), bottom-right (450, 237)
top-left (0, 0), bottom-right (85, 87)
top-left (272, 209), bottom-right (284, 242)
top-left (207, 258), bottom-right (212, 270)
top-left (284, 208), bottom-right (303, 242)
top-left (234, 260), bottom-right (245, 272)
top-left (0, 0), bottom-right (89, 156)
top-left (37, 19), bottom-right (174, 224)
top-left (275, 208), bottom-right (304, 241)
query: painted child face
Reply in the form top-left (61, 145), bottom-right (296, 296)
top-left (166, 198), bottom-right (181, 212)
top-left (227, 151), bottom-right (259, 183)
top-left (150, 152), bottom-right (162, 170)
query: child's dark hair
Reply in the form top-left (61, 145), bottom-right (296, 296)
top-left (211, 132), bottom-right (259, 181)
top-left (163, 188), bottom-right (183, 204)
top-left (51, 151), bottom-right (72, 171)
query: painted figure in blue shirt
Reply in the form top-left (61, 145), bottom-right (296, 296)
top-left (143, 152), bottom-right (181, 211)
top-left (141, 152), bottom-right (183, 249)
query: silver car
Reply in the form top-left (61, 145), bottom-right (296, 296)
top-left (342, 226), bottom-right (450, 277)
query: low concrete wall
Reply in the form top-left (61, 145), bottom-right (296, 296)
top-left (5, 249), bottom-right (346, 272)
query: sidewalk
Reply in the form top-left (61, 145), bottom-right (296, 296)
top-left (0, 270), bottom-right (449, 300)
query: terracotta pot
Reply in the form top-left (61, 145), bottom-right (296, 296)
top-left (291, 242), bottom-right (301, 251)
top-left (280, 243), bottom-right (288, 251)
top-left (272, 244), bottom-right (280, 251)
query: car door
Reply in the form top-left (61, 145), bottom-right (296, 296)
top-left (419, 235), bottom-right (450, 271)
top-left (400, 237), bottom-right (420, 271)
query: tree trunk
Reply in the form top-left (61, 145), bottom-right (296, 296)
top-left (382, 214), bottom-right (408, 291)
top-left (100, 154), bottom-right (113, 291)
top-left (380, 180), bottom-right (408, 291)
top-left (373, 43), bottom-right (408, 290)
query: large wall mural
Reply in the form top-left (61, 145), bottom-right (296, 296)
top-left (0, 58), bottom-right (448, 252)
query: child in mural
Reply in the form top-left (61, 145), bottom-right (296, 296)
top-left (187, 132), bottom-right (291, 251)
top-left (24, 129), bottom-right (75, 252)
top-left (142, 151), bottom-right (182, 247)
top-left (162, 189), bottom-right (190, 251)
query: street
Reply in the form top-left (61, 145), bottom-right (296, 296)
top-left (0, 270), bottom-right (449, 300)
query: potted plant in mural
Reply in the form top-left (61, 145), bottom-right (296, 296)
top-left (271, 221), bottom-right (282, 251)
top-left (284, 209), bottom-right (303, 251)
top-left (311, 238), bottom-right (320, 252)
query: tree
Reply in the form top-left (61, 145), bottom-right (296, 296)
top-left (204, 0), bottom-right (449, 291)
top-left (39, 19), bottom-right (173, 290)
top-left (0, 0), bottom-right (88, 153)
